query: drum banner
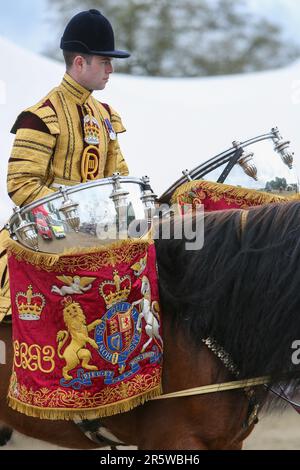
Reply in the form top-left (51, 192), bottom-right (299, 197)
top-left (6, 239), bottom-right (163, 420)
top-left (171, 180), bottom-right (290, 212)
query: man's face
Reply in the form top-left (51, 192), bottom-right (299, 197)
top-left (79, 55), bottom-right (114, 91)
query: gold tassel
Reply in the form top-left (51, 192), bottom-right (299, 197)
top-left (171, 180), bottom-right (291, 206)
top-left (8, 385), bottom-right (162, 421)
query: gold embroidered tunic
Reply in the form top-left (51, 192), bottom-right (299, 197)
top-left (1, 74), bottom-right (129, 318)
top-left (7, 73), bottom-right (129, 207)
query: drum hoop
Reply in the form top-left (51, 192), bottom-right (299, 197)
top-left (9, 176), bottom-right (145, 227)
top-left (158, 131), bottom-right (279, 202)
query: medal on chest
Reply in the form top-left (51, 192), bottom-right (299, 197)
top-left (104, 118), bottom-right (117, 141)
top-left (83, 115), bottom-right (101, 145)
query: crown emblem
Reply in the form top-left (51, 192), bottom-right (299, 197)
top-left (15, 285), bottom-right (46, 321)
top-left (84, 115), bottom-right (100, 145)
top-left (99, 270), bottom-right (131, 308)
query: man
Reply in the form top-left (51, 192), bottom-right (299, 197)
top-left (0, 9), bottom-right (130, 317)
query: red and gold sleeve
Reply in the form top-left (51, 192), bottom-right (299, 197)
top-left (7, 107), bottom-right (58, 207)
top-left (7, 128), bottom-right (56, 207)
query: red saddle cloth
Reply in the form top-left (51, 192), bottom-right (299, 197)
top-left (6, 239), bottom-right (162, 420)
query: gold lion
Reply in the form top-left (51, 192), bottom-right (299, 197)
top-left (57, 298), bottom-right (102, 380)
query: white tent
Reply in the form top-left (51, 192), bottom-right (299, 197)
top-left (1, 36), bottom-right (300, 226)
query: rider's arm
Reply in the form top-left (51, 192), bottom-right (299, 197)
top-left (7, 107), bottom-right (58, 207)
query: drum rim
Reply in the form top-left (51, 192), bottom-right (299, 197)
top-left (158, 129), bottom-right (285, 203)
top-left (9, 176), bottom-right (146, 228)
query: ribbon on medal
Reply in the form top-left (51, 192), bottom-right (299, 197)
top-left (104, 118), bottom-right (117, 141)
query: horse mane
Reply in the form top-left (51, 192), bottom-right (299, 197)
top-left (155, 202), bottom-right (300, 385)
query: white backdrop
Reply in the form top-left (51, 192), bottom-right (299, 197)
top-left (1, 36), bottom-right (300, 226)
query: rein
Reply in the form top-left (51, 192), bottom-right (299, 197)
top-left (151, 376), bottom-right (270, 400)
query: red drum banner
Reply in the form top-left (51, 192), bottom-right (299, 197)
top-left (6, 239), bottom-right (162, 419)
top-left (171, 180), bottom-right (290, 212)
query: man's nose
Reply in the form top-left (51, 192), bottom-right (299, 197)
top-left (107, 62), bottom-right (114, 74)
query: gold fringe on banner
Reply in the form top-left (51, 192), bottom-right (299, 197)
top-left (170, 180), bottom-right (291, 206)
top-left (5, 238), bottom-right (60, 267)
top-left (8, 385), bottom-right (162, 421)
top-left (5, 237), bottom-right (154, 271)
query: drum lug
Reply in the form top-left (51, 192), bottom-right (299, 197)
top-left (58, 187), bottom-right (80, 232)
top-left (141, 176), bottom-right (157, 228)
top-left (272, 127), bottom-right (294, 169)
top-left (110, 173), bottom-right (130, 234)
top-left (13, 207), bottom-right (39, 251)
top-left (235, 143), bottom-right (257, 181)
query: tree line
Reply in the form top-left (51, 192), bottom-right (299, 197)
top-left (47, 0), bottom-right (300, 77)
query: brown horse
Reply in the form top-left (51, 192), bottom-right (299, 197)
top-left (1, 202), bottom-right (300, 450)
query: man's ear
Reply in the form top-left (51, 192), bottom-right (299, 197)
top-left (73, 55), bottom-right (84, 69)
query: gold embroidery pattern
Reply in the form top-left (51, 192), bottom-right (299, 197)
top-left (14, 340), bottom-right (55, 374)
top-left (57, 91), bottom-right (75, 180)
top-left (172, 180), bottom-right (290, 207)
top-left (7, 239), bottom-right (153, 273)
top-left (13, 139), bottom-right (53, 155)
top-left (81, 145), bottom-right (100, 181)
top-left (61, 77), bottom-right (83, 100)
top-left (178, 188), bottom-right (249, 208)
top-left (178, 188), bottom-right (256, 209)
top-left (9, 368), bottom-right (161, 409)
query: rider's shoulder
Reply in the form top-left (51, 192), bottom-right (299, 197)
top-left (11, 94), bottom-right (60, 136)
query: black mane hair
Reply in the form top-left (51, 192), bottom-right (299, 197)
top-left (155, 202), bottom-right (300, 384)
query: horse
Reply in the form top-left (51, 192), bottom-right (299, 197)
top-left (1, 201), bottom-right (300, 450)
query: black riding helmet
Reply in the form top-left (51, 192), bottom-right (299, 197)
top-left (60, 9), bottom-right (130, 58)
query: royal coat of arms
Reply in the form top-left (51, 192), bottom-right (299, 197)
top-left (7, 239), bottom-right (163, 419)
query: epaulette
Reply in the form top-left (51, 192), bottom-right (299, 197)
top-left (109, 105), bottom-right (126, 134)
top-left (11, 98), bottom-right (60, 135)
top-left (30, 105), bottom-right (60, 135)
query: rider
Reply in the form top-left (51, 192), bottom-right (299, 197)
top-left (0, 9), bottom-right (130, 318)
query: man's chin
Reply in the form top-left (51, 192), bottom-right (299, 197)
top-left (93, 82), bottom-right (107, 91)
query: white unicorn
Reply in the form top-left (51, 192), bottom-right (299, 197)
top-left (131, 276), bottom-right (163, 352)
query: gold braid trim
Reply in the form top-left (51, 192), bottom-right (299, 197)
top-left (8, 385), bottom-right (162, 421)
top-left (5, 238), bottom-right (154, 272)
top-left (170, 180), bottom-right (291, 206)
